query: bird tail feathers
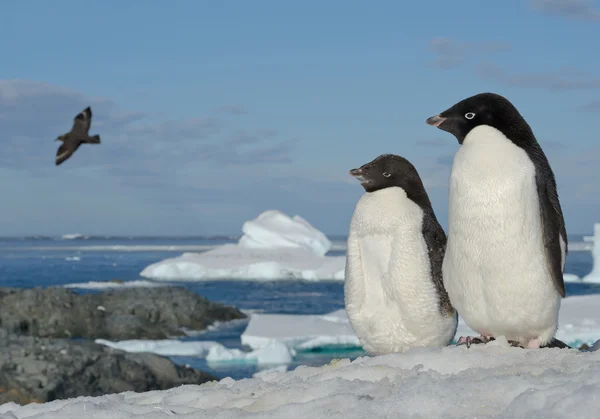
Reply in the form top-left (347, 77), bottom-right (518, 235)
top-left (83, 135), bottom-right (101, 144)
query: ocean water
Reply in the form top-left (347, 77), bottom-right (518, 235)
top-left (0, 235), bottom-right (598, 380)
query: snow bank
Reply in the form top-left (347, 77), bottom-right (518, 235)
top-left (64, 280), bottom-right (170, 290)
top-left (242, 309), bottom-right (360, 351)
top-left (4, 342), bottom-right (600, 418)
top-left (94, 339), bottom-right (221, 357)
top-left (140, 210), bottom-right (345, 281)
top-left (206, 340), bottom-right (294, 365)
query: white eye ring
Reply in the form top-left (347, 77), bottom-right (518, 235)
top-left (465, 112), bottom-right (475, 120)
top-left (383, 172), bottom-right (391, 178)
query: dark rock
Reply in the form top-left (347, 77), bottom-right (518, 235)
top-left (0, 330), bottom-right (216, 404)
top-left (0, 286), bottom-right (246, 340)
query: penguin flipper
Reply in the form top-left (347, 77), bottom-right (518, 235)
top-left (421, 211), bottom-right (454, 318)
top-left (536, 174), bottom-right (567, 298)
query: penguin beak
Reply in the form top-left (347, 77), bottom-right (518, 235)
top-left (426, 115), bottom-right (446, 127)
top-left (349, 168), bottom-right (367, 182)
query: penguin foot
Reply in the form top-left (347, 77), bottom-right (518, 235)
top-left (507, 340), bottom-right (523, 348)
top-left (456, 335), bottom-right (491, 348)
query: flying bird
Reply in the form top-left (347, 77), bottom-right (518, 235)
top-left (55, 106), bottom-right (101, 166)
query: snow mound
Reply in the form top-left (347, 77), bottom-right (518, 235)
top-left (140, 210), bottom-right (345, 281)
top-left (64, 280), bottom-right (170, 290)
top-left (4, 343), bottom-right (600, 418)
top-left (238, 210), bottom-right (331, 256)
top-left (95, 339), bottom-right (221, 357)
top-left (242, 309), bottom-right (360, 351)
top-left (206, 340), bottom-right (295, 365)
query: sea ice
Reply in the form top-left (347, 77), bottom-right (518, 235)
top-left (206, 340), bottom-right (294, 365)
top-left (582, 223), bottom-right (600, 283)
top-left (140, 210), bottom-right (346, 281)
top-left (94, 339), bottom-right (222, 357)
top-left (3, 342), bottom-right (600, 418)
top-left (64, 280), bottom-right (170, 289)
top-left (241, 309), bottom-right (360, 351)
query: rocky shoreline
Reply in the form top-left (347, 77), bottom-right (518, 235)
top-left (0, 286), bottom-right (246, 340)
top-left (0, 286), bottom-right (247, 405)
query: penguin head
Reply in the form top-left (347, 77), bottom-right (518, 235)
top-left (349, 154), bottom-right (422, 193)
top-left (426, 92), bottom-right (524, 144)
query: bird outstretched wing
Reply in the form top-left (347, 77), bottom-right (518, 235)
top-left (56, 142), bottom-right (80, 166)
top-left (71, 106), bottom-right (92, 135)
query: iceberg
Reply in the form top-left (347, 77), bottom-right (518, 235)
top-left (582, 223), bottom-right (600, 283)
top-left (238, 210), bottom-right (332, 256)
top-left (140, 210), bottom-right (346, 281)
top-left (563, 273), bottom-right (581, 283)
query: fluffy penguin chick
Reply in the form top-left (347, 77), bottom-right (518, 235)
top-left (426, 92), bottom-right (568, 349)
top-left (344, 154), bottom-right (457, 356)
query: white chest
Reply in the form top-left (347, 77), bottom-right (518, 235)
top-left (443, 126), bottom-right (560, 340)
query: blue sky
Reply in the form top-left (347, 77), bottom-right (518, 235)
top-left (1, 0), bottom-right (600, 236)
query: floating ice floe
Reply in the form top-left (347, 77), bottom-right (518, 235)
top-left (95, 339), bottom-right (222, 357)
top-left (95, 338), bottom-right (294, 366)
top-left (241, 309), bottom-right (360, 351)
top-left (206, 340), bottom-right (295, 365)
top-left (140, 210), bottom-right (346, 281)
top-left (64, 280), bottom-right (170, 290)
top-left (4, 340), bottom-right (600, 419)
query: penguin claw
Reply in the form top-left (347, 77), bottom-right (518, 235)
top-left (456, 335), bottom-right (491, 348)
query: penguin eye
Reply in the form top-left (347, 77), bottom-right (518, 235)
top-left (383, 172), bottom-right (391, 178)
top-left (465, 112), bottom-right (475, 120)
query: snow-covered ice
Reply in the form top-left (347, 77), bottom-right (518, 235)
top-left (582, 223), bottom-right (600, 283)
top-left (140, 210), bottom-right (346, 281)
top-left (94, 339), bottom-right (222, 357)
top-left (94, 337), bottom-right (295, 367)
top-left (60, 233), bottom-right (87, 240)
top-left (64, 280), bottom-right (170, 289)
top-left (3, 341), bottom-right (600, 418)
top-left (206, 340), bottom-right (295, 365)
top-left (241, 309), bottom-right (360, 351)
top-left (563, 273), bottom-right (581, 283)
top-left (237, 210), bottom-right (332, 256)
